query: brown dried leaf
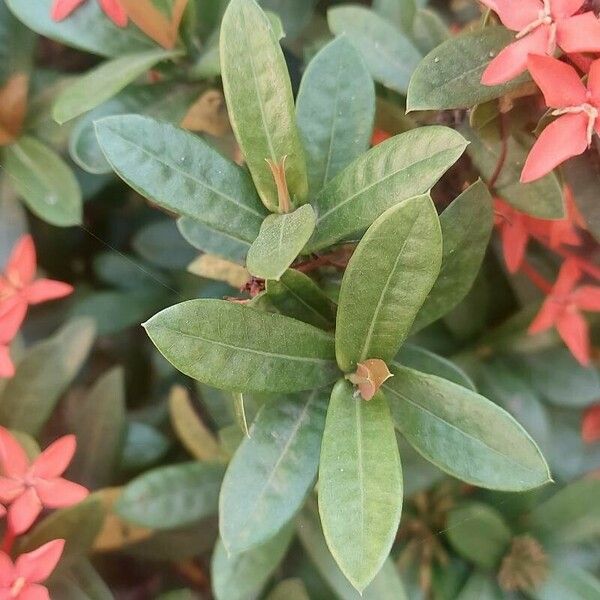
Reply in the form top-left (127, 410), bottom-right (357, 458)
top-left (120, 0), bottom-right (189, 49)
top-left (180, 89), bottom-right (231, 136)
top-left (346, 358), bottom-right (393, 401)
top-left (187, 254), bottom-right (250, 288)
top-left (0, 73), bottom-right (29, 147)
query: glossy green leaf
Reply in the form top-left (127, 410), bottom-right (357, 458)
top-left (220, 0), bottom-right (307, 211)
top-left (528, 480), bottom-right (600, 546)
top-left (67, 367), bottom-right (126, 488)
top-left (0, 318), bottom-right (95, 435)
top-left (220, 389), bottom-right (327, 553)
top-left (446, 503), bottom-right (512, 570)
top-left (461, 123), bottom-right (564, 219)
top-left (70, 83), bottom-right (198, 175)
top-left (53, 49), bottom-right (178, 124)
top-left (266, 269), bottom-right (337, 330)
top-left (328, 6), bottom-right (421, 95)
top-left (308, 126), bottom-right (467, 251)
top-left (407, 26), bottom-right (530, 111)
top-left (145, 299), bottom-right (338, 393)
top-left (96, 115), bottom-right (267, 245)
top-left (456, 573), bottom-right (504, 600)
top-left (336, 195), bottom-right (442, 371)
top-left (116, 462), bottom-right (225, 529)
top-left (266, 579), bottom-right (309, 600)
top-left (3, 136), bottom-right (82, 226)
top-left (531, 566), bottom-right (600, 600)
top-left (6, 0), bottom-right (156, 57)
top-left (412, 180), bottom-right (493, 331)
top-left (297, 505), bottom-right (408, 600)
top-left (394, 344), bottom-right (475, 390)
top-left (18, 498), bottom-right (104, 564)
top-left (319, 380), bottom-right (402, 591)
top-left (212, 526), bottom-right (294, 600)
top-left (296, 36), bottom-right (375, 195)
top-left (384, 365), bottom-right (552, 491)
top-left (246, 205), bottom-right (316, 281)
top-left (177, 217), bottom-right (250, 265)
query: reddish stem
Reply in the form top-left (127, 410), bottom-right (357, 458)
top-left (521, 261), bottom-right (554, 295)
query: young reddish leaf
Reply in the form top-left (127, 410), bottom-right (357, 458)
top-left (0, 74), bottom-right (28, 147)
top-left (52, 0), bottom-right (128, 27)
top-left (346, 358), bottom-right (393, 401)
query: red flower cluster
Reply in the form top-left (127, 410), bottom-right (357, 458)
top-left (0, 429), bottom-right (89, 599)
top-left (480, 0), bottom-right (600, 181)
top-left (0, 236), bottom-right (73, 378)
top-left (51, 0), bottom-right (127, 27)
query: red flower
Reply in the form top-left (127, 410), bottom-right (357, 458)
top-left (521, 55), bottom-right (600, 182)
top-left (480, 0), bottom-right (600, 85)
top-left (0, 234), bottom-right (73, 348)
top-left (371, 129), bottom-right (392, 146)
top-left (0, 539), bottom-right (64, 600)
top-left (582, 404), bottom-right (600, 444)
top-left (529, 259), bottom-right (600, 365)
top-left (51, 0), bottom-right (127, 27)
top-left (494, 199), bottom-right (532, 273)
top-left (0, 429), bottom-right (88, 535)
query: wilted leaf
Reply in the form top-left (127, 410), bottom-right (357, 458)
top-left (0, 73), bottom-right (28, 146)
top-left (180, 88), bottom-right (230, 136)
top-left (188, 254), bottom-right (249, 288)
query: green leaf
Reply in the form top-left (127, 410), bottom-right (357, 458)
top-left (49, 559), bottom-right (113, 600)
top-left (266, 579), bottom-right (310, 600)
top-left (246, 204), bottom-right (316, 281)
top-left (18, 498), bottom-right (104, 565)
top-left (527, 480), bottom-right (600, 546)
top-left (266, 269), bottom-right (336, 330)
top-left (456, 573), bottom-right (504, 600)
top-left (373, 0), bottom-right (416, 33)
top-left (394, 344), bottom-right (475, 390)
top-left (3, 136), bottom-right (82, 226)
top-left (96, 115), bottom-right (267, 246)
top-left (220, 0), bottom-right (307, 211)
top-left (530, 566), bottom-right (600, 600)
top-left (296, 36), bottom-right (375, 195)
top-left (121, 422), bottom-right (170, 471)
top-left (0, 184), bottom-right (28, 264)
top-left (220, 389), bottom-right (327, 553)
top-left (53, 49), bottom-right (178, 124)
top-left (177, 217), bottom-right (250, 265)
top-left (461, 123), bottom-right (565, 219)
top-left (93, 251), bottom-right (162, 291)
top-left (384, 365), bottom-right (552, 491)
top-left (67, 367), bottom-right (126, 488)
top-left (407, 26), bottom-right (530, 111)
top-left (445, 503), bottom-right (512, 570)
top-left (70, 83), bottom-right (199, 175)
top-left (308, 126), bottom-right (467, 251)
top-left (563, 154), bottom-right (600, 242)
top-left (412, 180), bottom-right (493, 331)
top-left (212, 526), bottom-right (294, 600)
top-left (319, 380), bottom-right (402, 591)
top-left (144, 299), bottom-right (338, 393)
top-left (297, 505), bottom-right (408, 600)
top-left (336, 195), bottom-right (441, 371)
top-left (328, 6), bottom-right (421, 95)
top-left (412, 8), bottom-right (450, 55)
top-left (0, 0), bottom-right (36, 80)
top-left (0, 318), bottom-right (96, 435)
top-left (116, 462), bottom-right (225, 529)
top-left (6, 0), bottom-right (156, 57)
top-left (259, 0), bottom-right (317, 39)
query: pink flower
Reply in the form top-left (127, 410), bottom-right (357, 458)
top-left (529, 259), bottom-right (600, 365)
top-left (0, 429), bottom-right (88, 535)
top-left (51, 0), bottom-right (127, 27)
top-left (582, 404), bottom-right (600, 444)
top-left (0, 539), bottom-right (64, 600)
top-left (521, 55), bottom-right (600, 182)
top-left (480, 0), bottom-right (600, 85)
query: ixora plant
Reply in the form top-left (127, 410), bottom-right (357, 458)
top-left (95, 0), bottom-right (554, 591)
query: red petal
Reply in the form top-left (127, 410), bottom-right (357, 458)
top-left (556, 309), bottom-right (590, 365)
top-left (571, 286), bottom-right (600, 311)
top-left (551, 0), bottom-right (585, 19)
top-left (51, 0), bottom-right (85, 20)
top-left (0, 345), bottom-right (15, 379)
top-left (526, 54), bottom-right (587, 108)
top-left (554, 258), bottom-right (582, 295)
top-left (0, 552), bottom-right (16, 587)
top-left (500, 218), bottom-right (529, 273)
top-left (0, 477), bottom-right (25, 504)
top-left (557, 12), bottom-right (600, 53)
top-left (4, 235), bottom-right (36, 287)
top-left (24, 280), bottom-right (73, 305)
top-left (482, 26), bottom-right (550, 86)
top-left (15, 539), bottom-right (64, 584)
top-left (0, 297), bottom-right (27, 343)
top-left (98, 0), bottom-right (128, 27)
top-left (0, 427), bottom-right (30, 477)
top-left (8, 488), bottom-right (42, 535)
top-left (529, 299), bottom-right (561, 333)
top-left (18, 584), bottom-right (51, 600)
top-left (32, 435), bottom-right (76, 479)
top-left (35, 478), bottom-right (88, 508)
top-left (521, 113), bottom-right (589, 183)
top-left (582, 405), bottom-right (600, 444)
top-left (494, 0), bottom-right (543, 30)
top-left (588, 58), bottom-right (600, 102)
